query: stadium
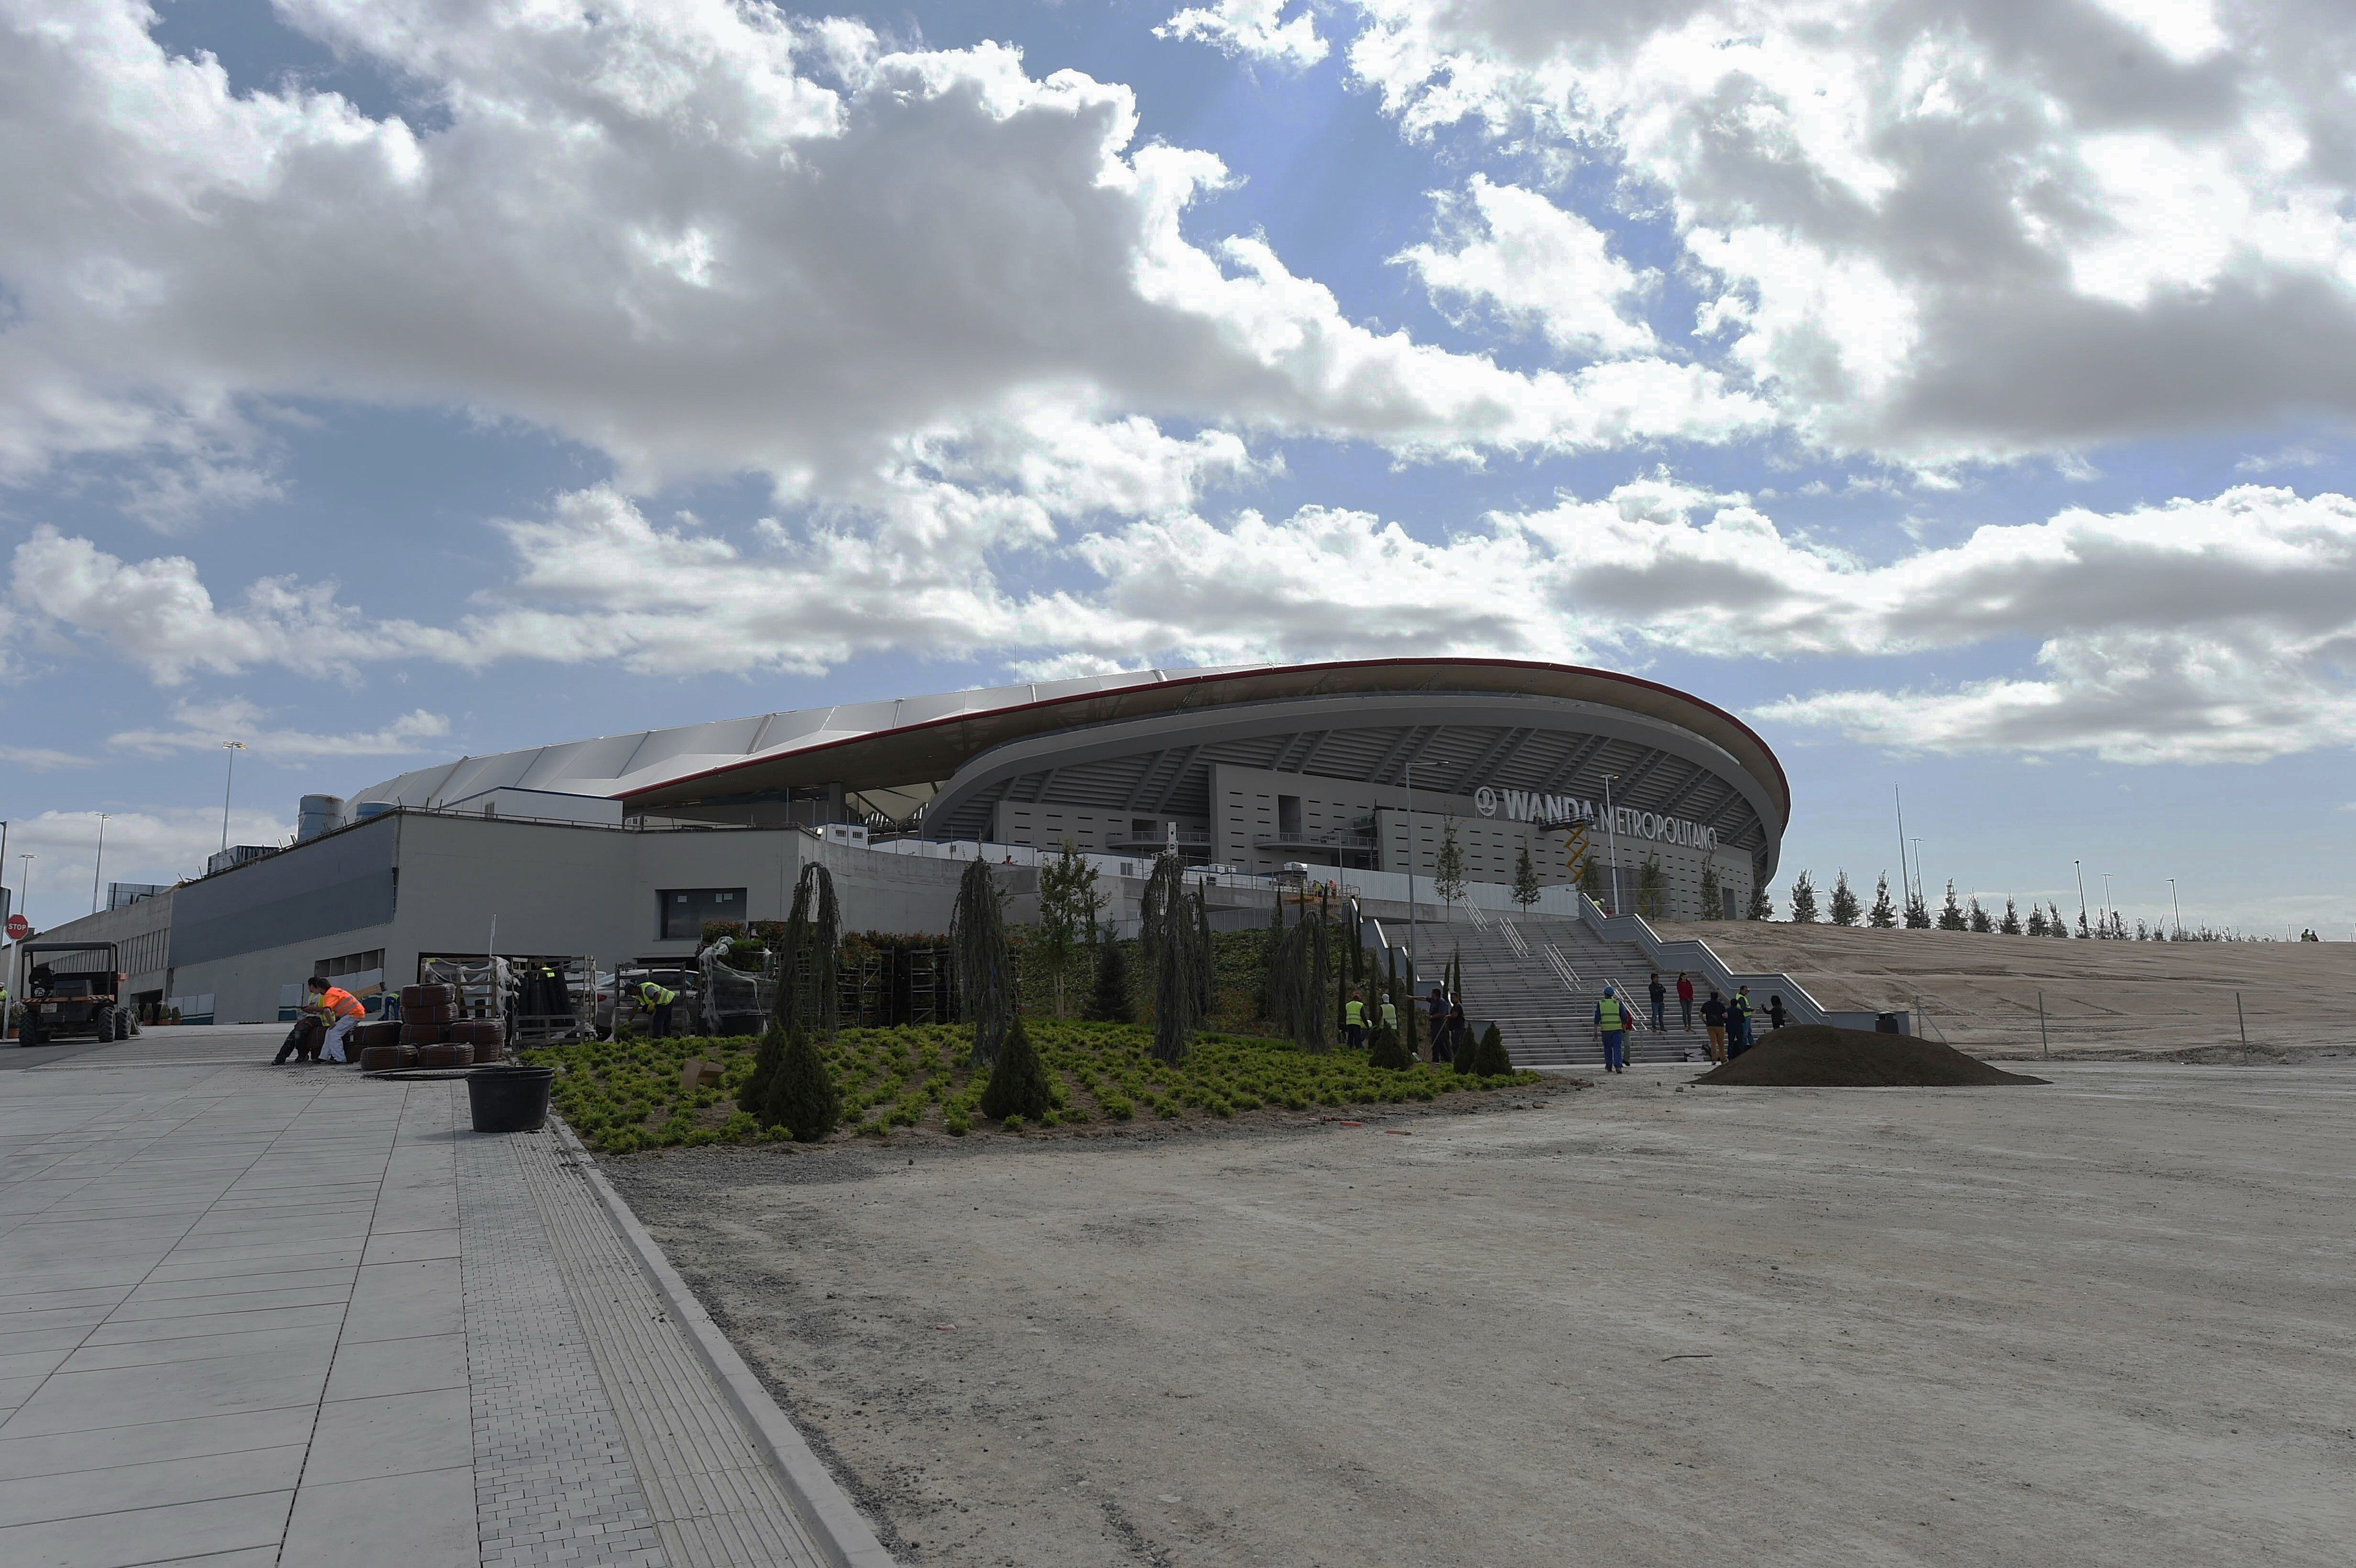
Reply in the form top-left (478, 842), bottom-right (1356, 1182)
top-left (43, 658), bottom-right (1788, 1025)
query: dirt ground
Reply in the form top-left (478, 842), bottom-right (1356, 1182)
top-left (1652, 920), bottom-right (2356, 1059)
top-left (608, 1060), bottom-right (2356, 1567)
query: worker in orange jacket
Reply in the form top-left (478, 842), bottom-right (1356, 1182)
top-left (308, 976), bottom-right (365, 1063)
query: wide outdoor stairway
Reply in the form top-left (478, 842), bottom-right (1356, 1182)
top-left (1415, 908), bottom-right (1713, 1069)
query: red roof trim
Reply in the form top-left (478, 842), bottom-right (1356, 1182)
top-left (624, 657), bottom-right (1790, 818)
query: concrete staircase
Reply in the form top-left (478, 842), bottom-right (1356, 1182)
top-left (1414, 907), bottom-right (1714, 1070)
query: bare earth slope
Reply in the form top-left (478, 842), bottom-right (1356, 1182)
top-left (612, 1063), bottom-right (2356, 1568)
top-left (1653, 920), bottom-right (2355, 1058)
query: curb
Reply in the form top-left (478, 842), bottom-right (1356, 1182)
top-left (549, 1118), bottom-right (899, 1568)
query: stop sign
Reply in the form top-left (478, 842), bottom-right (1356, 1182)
top-left (5, 914), bottom-right (28, 941)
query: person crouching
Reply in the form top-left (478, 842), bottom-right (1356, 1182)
top-left (306, 977), bottom-right (366, 1064)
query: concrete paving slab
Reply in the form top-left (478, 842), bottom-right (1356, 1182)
top-left (61, 1321), bottom-right (343, 1375)
top-left (279, 1464), bottom-right (474, 1568)
top-left (0, 1488), bottom-right (293, 1568)
top-left (0, 1407), bottom-right (318, 1483)
top-left (302, 1386), bottom-right (473, 1485)
top-left (88, 1306), bottom-right (350, 1347)
top-left (358, 1227), bottom-right (460, 1266)
top-left (3, 1348), bottom-right (333, 1436)
top-left (0, 1442), bottom-right (306, 1528)
top-left (339, 1256), bottom-right (460, 1341)
top-left (119, 1266), bottom-right (355, 1305)
top-left (321, 1332), bottom-right (469, 1402)
top-left (99, 1287), bottom-right (352, 1325)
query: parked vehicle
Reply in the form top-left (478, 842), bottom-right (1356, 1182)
top-left (17, 942), bottom-right (134, 1046)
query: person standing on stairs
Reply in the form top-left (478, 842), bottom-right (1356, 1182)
top-left (1648, 972), bottom-right (1666, 1033)
top-left (1595, 983), bottom-right (1630, 1074)
top-left (1676, 972), bottom-right (1695, 1031)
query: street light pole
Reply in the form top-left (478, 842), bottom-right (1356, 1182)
top-left (2102, 873), bottom-right (2114, 938)
top-left (1893, 785), bottom-right (1910, 918)
top-left (1602, 774), bottom-right (1623, 914)
top-left (2073, 860), bottom-right (2088, 938)
top-left (2170, 877), bottom-right (2183, 941)
top-left (1404, 754), bottom-right (1416, 988)
top-left (219, 741), bottom-right (246, 857)
top-left (90, 813), bottom-right (110, 915)
top-left (1910, 838), bottom-right (1924, 913)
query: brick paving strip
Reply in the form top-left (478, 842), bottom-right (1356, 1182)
top-left (0, 1025), bottom-right (885, 1568)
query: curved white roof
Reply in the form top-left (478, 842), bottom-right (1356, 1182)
top-left (350, 665), bottom-right (1247, 814)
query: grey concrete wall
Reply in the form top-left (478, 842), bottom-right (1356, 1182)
top-left (7, 889), bottom-right (176, 999)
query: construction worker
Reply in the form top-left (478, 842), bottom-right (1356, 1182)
top-left (306, 976), bottom-right (365, 1064)
top-left (1595, 983), bottom-right (1630, 1074)
top-left (1378, 992), bottom-right (1398, 1037)
top-left (639, 977), bottom-right (679, 1038)
top-left (1344, 991), bottom-right (1366, 1050)
top-left (1729, 986), bottom-right (1755, 1057)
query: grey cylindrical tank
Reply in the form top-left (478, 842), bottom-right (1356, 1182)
top-left (297, 794), bottom-right (346, 841)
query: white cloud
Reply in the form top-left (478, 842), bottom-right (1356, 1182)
top-left (1158, 1), bottom-right (1329, 66)
top-left (1336, 0), bottom-right (2356, 463)
top-left (18, 479), bottom-right (2356, 765)
top-left (1396, 177), bottom-right (1660, 357)
top-left (6, 526), bottom-right (455, 684)
top-left (4, 806), bottom-right (294, 928)
top-left (0, 0), bottom-right (1766, 521)
top-left (108, 699), bottom-right (451, 760)
top-left (0, 745), bottom-right (92, 770)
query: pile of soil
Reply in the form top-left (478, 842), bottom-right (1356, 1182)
top-left (1695, 1024), bottom-right (2048, 1087)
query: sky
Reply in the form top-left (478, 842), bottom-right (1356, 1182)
top-left (3, 0), bottom-right (2355, 940)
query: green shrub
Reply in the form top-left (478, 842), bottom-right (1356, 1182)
top-left (978, 1014), bottom-right (1055, 1122)
top-left (1469, 1021), bottom-right (1514, 1077)
top-left (1366, 1022), bottom-right (1414, 1071)
top-left (758, 1023), bottom-right (842, 1143)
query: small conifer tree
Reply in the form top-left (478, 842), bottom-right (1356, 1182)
top-left (1788, 871), bottom-right (1819, 924)
top-left (1581, 855), bottom-right (1608, 905)
top-left (1868, 873), bottom-right (1897, 928)
top-left (1699, 864), bottom-right (1722, 920)
top-left (1469, 1021), bottom-right (1513, 1076)
top-left (1637, 854), bottom-right (1666, 918)
top-left (978, 1013), bottom-right (1055, 1122)
top-left (1434, 813), bottom-right (1467, 914)
top-left (1999, 898), bottom-right (2022, 935)
top-left (758, 1022), bottom-right (841, 1143)
top-left (2026, 904), bottom-right (2049, 937)
top-left (1367, 1021), bottom-right (1414, 1071)
top-left (1829, 871), bottom-right (1860, 927)
top-left (1512, 846), bottom-right (1541, 918)
top-left (739, 1021), bottom-right (788, 1114)
top-left (1747, 883), bottom-right (1772, 920)
top-left (1968, 896), bottom-right (1993, 933)
top-left (2049, 902), bottom-right (2069, 938)
top-left (1938, 881), bottom-right (1968, 930)
top-left (1089, 928), bottom-right (1133, 1024)
top-left (1904, 886), bottom-right (1931, 928)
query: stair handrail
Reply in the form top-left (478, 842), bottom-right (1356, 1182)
top-left (1463, 897), bottom-right (1490, 932)
top-left (1540, 942), bottom-right (1582, 994)
top-left (1499, 919), bottom-right (1529, 960)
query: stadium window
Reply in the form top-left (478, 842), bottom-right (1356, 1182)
top-left (659, 887), bottom-right (746, 940)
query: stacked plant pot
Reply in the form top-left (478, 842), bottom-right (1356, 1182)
top-left (399, 983), bottom-right (476, 1069)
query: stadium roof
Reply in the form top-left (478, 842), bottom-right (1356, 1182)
top-left (352, 658), bottom-right (1788, 828)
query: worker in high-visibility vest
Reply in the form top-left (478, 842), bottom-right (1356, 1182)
top-left (639, 979), bottom-right (679, 1039)
top-left (1343, 991), bottom-right (1365, 1050)
top-left (1594, 983), bottom-right (1630, 1075)
top-left (307, 976), bottom-right (366, 1063)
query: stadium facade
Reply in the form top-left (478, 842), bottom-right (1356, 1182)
top-left (22, 659), bottom-right (1787, 1025)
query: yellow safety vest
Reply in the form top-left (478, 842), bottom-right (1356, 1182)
top-left (1344, 1000), bottom-right (1364, 1026)
top-left (1597, 996), bottom-right (1625, 1031)
top-left (640, 982), bottom-right (677, 1006)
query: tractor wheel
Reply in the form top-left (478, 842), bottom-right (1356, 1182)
top-left (96, 1010), bottom-right (115, 1043)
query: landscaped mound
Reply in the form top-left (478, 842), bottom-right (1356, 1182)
top-left (528, 1020), bottom-right (1541, 1154)
top-left (1694, 1025), bottom-right (2048, 1087)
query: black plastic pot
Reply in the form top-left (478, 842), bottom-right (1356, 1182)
top-left (466, 1064), bottom-right (555, 1133)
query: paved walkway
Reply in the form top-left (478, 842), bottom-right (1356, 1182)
top-left (0, 1026), bottom-right (859, 1568)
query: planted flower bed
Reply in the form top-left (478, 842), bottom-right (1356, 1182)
top-left (526, 1021), bottom-right (1541, 1156)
